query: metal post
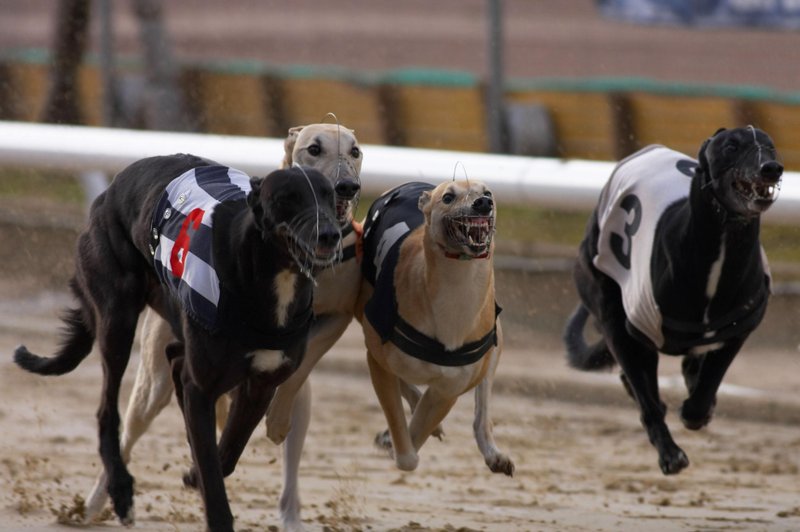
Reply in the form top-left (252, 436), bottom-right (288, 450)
top-left (98, 0), bottom-right (117, 127)
top-left (82, 0), bottom-right (114, 210)
top-left (486, 0), bottom-right (506, 153)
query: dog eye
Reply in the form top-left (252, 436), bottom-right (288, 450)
top-left (442, 193), bottom-right (455, 204)
top-left (350, 147), bottom-right (360, 159)
top-left (279, 192), bottom-right (300, 205)
top-left (307, 144), bottom-right (321, 156)
top-left (724, 142), bottom-right (738, 153)
top-left (483, 191), bottom-right (493, 198)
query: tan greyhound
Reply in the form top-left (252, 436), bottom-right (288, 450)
top-left (356, 179), bottom-right (514, 476)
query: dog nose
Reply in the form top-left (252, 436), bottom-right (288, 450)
top-left (760, 161), bottom-right (783, 183)
top-left (472, 196), bottom-right (494, 215)
top-left (317, 227), bottom-right (340, 248)
top-left (334, 179), bottom-right (361, 200)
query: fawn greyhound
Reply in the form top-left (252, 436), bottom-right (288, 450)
top-left (356, 179), bottom-right (514, 476)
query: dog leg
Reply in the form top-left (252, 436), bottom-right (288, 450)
top-left (680, 339), bottom-right (743, 430)
top-left (180, 375), bottom-right (234, 532)
top-left (401, 380), bottom-right (445, 439)
top-left (85, 309), bottom-right (175, 522)
top-left (408, 388), bottom-right (458, 453)
top-left (375, 380), bottom-right (445, 449)
top-left (620, 373), bottom-right (666, 415)
top-left (95, 310), bottom-right (140, 525)
top-left (473, 331), bottom-right (514, 476)
top-left (609, 329), bottom-right (689, 474)
top-left (183, 375), bottom-right (277, 490)
top-left (367, 351), bottom-right (417, 471)
top-left (280, 379), bottom-right (312, 532)
top-left (473, 374), bottom-right (514, 476)
top-left (267, 314), bottom-right (351, 444)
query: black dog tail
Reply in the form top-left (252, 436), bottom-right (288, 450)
top-left (14, 307), bottom-right (94, 376)
top-left (563, 304), bottom-right (616, 371)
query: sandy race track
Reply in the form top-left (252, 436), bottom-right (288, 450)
top-left (2, 283), bottom-right (800, 532)
top-left (3, 1), bottom-right (800, 529)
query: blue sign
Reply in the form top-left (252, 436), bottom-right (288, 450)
top-left (597, 0), bottom-right (800, 29)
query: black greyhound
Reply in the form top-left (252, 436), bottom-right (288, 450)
top-left (564, 127), bottom-right (782, 475)
top-left (14, 155), bottom-right (340, 531)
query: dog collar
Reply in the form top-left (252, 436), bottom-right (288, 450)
top-left (699, 169), bottom-right (755, 225)
top-left (443, 250), bottom-right (491, 260)
top-left (340, 220), bottom-right (355, 240)
top-left (387, 304), bottom-right (502, 367)
top-left (339, 219), bottom-right (363, 263)
top-left (439, 243), bottom-right (491, 260)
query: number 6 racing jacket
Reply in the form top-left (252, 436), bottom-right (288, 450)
top-left (150, 165), bottom-right (251, 333)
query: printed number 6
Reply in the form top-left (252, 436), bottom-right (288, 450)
top-left (170, 208), bottom-right (205, 278)
top-left (610, 194), bottom-right (642, 270)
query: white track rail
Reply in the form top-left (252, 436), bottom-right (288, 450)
top-left (0, 121), bottom-right (797, 223)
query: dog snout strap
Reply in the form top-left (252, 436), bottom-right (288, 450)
top-left (747, 124), bottom-right (763, 167)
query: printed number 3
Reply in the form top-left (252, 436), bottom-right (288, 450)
top-left (170, 208), bottom-right (205, 278)
top-left (610, 194), bottom-right (642, 270)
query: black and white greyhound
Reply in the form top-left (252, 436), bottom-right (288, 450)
top-left (13, 155), bottom-right (340, 531)
top-left (564, 127), bottom-right (783, 474)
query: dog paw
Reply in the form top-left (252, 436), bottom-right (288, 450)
top-left (487, 454), bottom-right (515, 477)
top-left (108, 472), bottom-right (135, 526)
top-left (395, 452), bottom-right (418, 472)
top-left (266, 413), bottom-right (290, 445)
top-left (659, 448), bottom-right (690, 475)
top-left (119, 507), bottom-right (135, 527)
top-left (282, 519), bottom-right (307, 532)
top-left (680, 400), bottom-right (715, 431)
top-left (374, 430), bottom-right (393, 451)
top-left (182, 468), bottom-right (199, 490)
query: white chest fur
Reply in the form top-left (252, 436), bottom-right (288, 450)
top-left (274, 269), bottom-right (298, 327)
top-left (248, 349), bottom-right (287, 373)
top-left (246, 269), bottom-right (298, 373)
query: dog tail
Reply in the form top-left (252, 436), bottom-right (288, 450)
top-left (14, 307), bottom-right (94, 375)
top-left (563, 303), bottom-right (616, 371)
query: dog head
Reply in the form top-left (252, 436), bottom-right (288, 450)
top-left (697, 126), bottom-right (783, 218)
top-left (248, 167), bottom-right (341, 275)
top-left (283, 123), bottom-right (362, 227)
top-left (418, 180), bottom-right (496, 259)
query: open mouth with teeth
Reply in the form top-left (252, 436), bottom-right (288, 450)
top-left (335, 197), bottom-right (357, 226)
top-left (276, 211), bottom-right (342, 277)
top-left (282, 230), bottom-right (341, 278)
top-left (733, 177), bottom-right (780, 205)
top-left (444, 215), bottom-right (496, 255)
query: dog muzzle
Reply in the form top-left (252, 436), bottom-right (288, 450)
top-left (275, 208), bottom-right (342, 279)
top-left (444, 213), bottom-right (496, 258)
top-left (335, 194), bottom-right (359, 227)
top-left (334, 176), bottom-right (361, 227)
top-left (732, 165), bottom-right (782, 212)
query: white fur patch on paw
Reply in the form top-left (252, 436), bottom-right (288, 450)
top-left (120, 507), bottom-right (135, 527)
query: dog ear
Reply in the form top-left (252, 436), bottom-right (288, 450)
top-left (418, 190), bottom-right (433, 216)
top-left (696, 135), bottom-right (717, 178)
top-left (247, 177), bottom-right (266, 229)
top-left (282, 126), bottom-right (305, 169)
